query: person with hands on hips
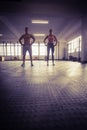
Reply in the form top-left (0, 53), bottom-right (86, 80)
top-left (19, 27), bottom-right (35, 67)
top-left (44, 29), bottom-right (58, 66)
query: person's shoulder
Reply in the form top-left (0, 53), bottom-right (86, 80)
top-left (19, 34), bottom-right (24, 38)
top-left (46, 35), bottom-right (49, 37)
top-left (21, 34), bottom-right (25, 37)
top-left (53, 34), bottom-right (56, 37)
top-left (48, 34), bottom-right (53, 37)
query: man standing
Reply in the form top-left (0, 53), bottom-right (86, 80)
top-left (19, 27), bottom-right (35, 67)
top-left (43, 29), bottom-right (58, 66)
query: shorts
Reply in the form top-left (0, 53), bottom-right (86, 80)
top-left (22, 45), bottom-right (32, 55)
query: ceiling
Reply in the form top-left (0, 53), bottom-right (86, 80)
top-left (0, 0), bottom-right (86, 43)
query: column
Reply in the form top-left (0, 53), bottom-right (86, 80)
top-left (81, 14), bottom-right (87, 63)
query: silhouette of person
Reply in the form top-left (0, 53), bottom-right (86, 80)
top-left (19, 27), bottom-right (35, 67)
top-left (43, 29), bottom-right (58, 66)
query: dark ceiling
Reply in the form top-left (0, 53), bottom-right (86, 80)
top-left (0, 0), bottom-right (86, 43)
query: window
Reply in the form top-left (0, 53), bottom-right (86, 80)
top-left (0, 42), bottom-right (51, 58)
top-left (0, 44), bottom-right (4, 55)
top-left (40, 43), bottom-right (46, 56)
top-left (68, 35), bottom-right (82, 53)
top-left (32, 43), bottom-right (38, 56)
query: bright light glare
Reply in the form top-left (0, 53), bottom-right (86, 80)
top-left (33, 34), bottom-right (45, 36)
top-left (32, 20), bottom-right (49, 24)
top-left (0, 34), bottom-right (3, 36)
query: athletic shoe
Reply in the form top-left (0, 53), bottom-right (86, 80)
top-left (53, 63), bottom-right (55, 66)
top-left (31, 63), bottom-right (33, 66)
top-left (21, 63), bottom-right (25, 67)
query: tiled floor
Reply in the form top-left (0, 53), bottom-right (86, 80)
top-left (0, 60), bottom-right (87, 130)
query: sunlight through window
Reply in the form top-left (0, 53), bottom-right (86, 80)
top-left (68, 35), bottom-right (82, 53)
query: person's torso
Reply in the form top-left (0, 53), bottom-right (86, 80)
top-left (23, 34), bottom-right (32, 45)
top-left (48, 35), bottom-right (55, 43)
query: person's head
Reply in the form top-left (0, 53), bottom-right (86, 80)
top-left (25, 27), bottom-right (28, 33)
top-left (49, 29), bottom-right (53, 34)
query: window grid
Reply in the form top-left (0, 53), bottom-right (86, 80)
top-left (67, 36), bottom-right (82, 53)
top-left (0, 42), bottom-right (48, 57)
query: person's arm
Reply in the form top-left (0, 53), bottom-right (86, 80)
top-left (19, 35), bottom-right (24, 45)
top-left (31, 35), bottom-right (35, 45)
top-left (54, 35), bottom-right (58, 46)
top-left (43, 36), bottom-right (48, 46)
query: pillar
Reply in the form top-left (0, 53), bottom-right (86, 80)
top-left (81, 14), bottom-right (87, 63)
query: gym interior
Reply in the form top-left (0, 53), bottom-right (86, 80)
top-left (0, 0), bottom-right (87, 130)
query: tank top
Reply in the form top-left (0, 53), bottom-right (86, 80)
top-left (48, 35), bottom-right (55, 43)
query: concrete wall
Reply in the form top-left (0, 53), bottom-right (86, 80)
top-left (81, 15), bottom-right (87, 63)
top-left (58, 41), bottom-right (66, 60)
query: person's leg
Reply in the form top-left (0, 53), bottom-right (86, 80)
top-left (21, 55), bottom-right (25, 67)
top-left (29, 46), bottom-right (33, 66)
top-left (21, 46), bottom-right (26, 67)
top-left (52, 45), bottom-right (55, 65)
top-left (47, 45), bottom-right (50, 66)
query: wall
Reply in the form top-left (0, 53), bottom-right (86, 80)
top-left (58, 41), bottom-right (66, 60)
top-left (81, 14), bottom-right (87, 63)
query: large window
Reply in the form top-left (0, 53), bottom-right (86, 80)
top-left (68, 35), bottom-right (82, 53)
top-left (0, 43), bottom-right (4, 56)
top-left (7, 43), bottom-right (11, 56)
top-left (32, 43), bottom-right (38, 56)
top-left (40, 43), bottom-right (47, 56)
top-left (0, 42), bottom-right (48, 58)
